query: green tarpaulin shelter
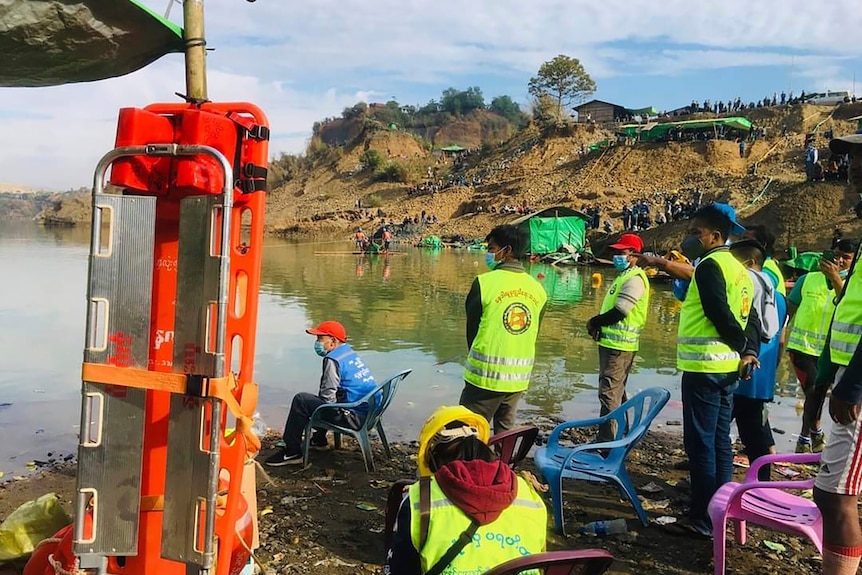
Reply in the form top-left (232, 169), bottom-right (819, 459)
top-left (510, 207), bottom-right (590, 255)
top-left (616, 117), bottom-right (754, 142)
top-left (419, 235), bottom-right (443, 249)
top-left (1, 0), bottom-right (184, 87)
top-left (440, 145), bottom-right (466, 152)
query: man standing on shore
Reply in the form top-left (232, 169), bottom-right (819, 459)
top-left (587, 233), bottom-right (650, 441)
top-left (812, 134), bottom-right (862, 575)
top-left (676, 204), bottom-right (759, 537)
top-left (461, 225), bottom-right (547, 434)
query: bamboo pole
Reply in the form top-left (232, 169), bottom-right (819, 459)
top-left (183, 0), bottom-right (208, 102)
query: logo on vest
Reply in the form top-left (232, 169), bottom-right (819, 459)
top-left (502, 303), bottom-right (531, 335)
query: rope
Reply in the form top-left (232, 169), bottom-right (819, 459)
top-left (236, 527), bottom-right (268, 575)
top-left (34, 537), bottom-right (63, 549)
top-left (48, 554), bottom-right (85, 575)
top-left (260, 239), bottom-right (351, 248)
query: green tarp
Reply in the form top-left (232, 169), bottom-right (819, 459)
top-left (616, 117), bottom-right (754, 142)
top-left (0, 0), bottom-right (184, 87)
top-left (625, 106), bottom-right (659, 117)
top-left (440, 145), bottom-right (466, 152)
top-left (783, 252), bottom-right (822, 273)
top-left (419, 235), bottom-right (442, 249)
top-left (526, 216), bottom-right (586, 255)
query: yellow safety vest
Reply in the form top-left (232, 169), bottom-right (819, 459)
top-left (830, 263), bottom-right (862, 366)
top-left (763, 258), bottom-right (786, 296)
top-left (599, 266), bottom-right (650, 352)
top-left (408, 476), bottom-right (547, 575)
top-left (787, 272), bottom-right (835, 357)
top-left (464, 270), bottom-right (547, 393)
top-left (677, 249), bottom-right (753, 373)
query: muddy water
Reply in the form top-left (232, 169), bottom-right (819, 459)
top-left (0, 222), bottom-right (808, 474)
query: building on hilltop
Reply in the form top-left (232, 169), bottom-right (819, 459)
top-left (574, 100), bottom-right (657, 124)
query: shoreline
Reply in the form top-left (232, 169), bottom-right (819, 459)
top-left (0, 428), bottom-right (824, 575)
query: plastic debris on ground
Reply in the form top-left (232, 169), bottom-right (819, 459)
top-left (0, 493), bottom-right (71, 561)
top-left (356, 502), bottom-right (377, 511)
top-left (641, 481), bottom-right (664, 494)
top-left (776, 467), bottom-right (801, 478)
top-left (762, 540), bottom-right (787, 553)
top-left (653, 516), bottom-right (677, 526)
top-left (640, 498), bottom-right (671, 511)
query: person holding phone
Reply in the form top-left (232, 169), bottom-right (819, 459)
top-left (782, 239), bottom-right (856, 453)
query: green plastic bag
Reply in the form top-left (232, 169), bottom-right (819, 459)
top-left (0, 493), bottom-right (71, 561)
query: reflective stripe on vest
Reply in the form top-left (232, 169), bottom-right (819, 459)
top-left (830, 261), bottom-right (862, 366)
top-left (464, 270), bottom-right (547, 393)
top-left (677, 249), bottom-right (753, 373)
top-left (598, 266), bottom-right (650, 352)
top-left (408, 476), bottom-right (547, 575)
top-left (787, 272), bottom-right (835, 356)
top-left (763, 258), bottom-right (786, 296)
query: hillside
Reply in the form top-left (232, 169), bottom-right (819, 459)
top-left (265, 102), bottom-right (862, 252)
top-left (37, 103), bottom-right (862, 253)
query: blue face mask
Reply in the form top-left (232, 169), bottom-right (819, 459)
top-left (840, 269), bottom-right (850, 279)
top-left (314, 340), bottom-right (327, 357)
top-left (485, 251), bottom-right (498, 270)
top-left (612, 254), bottom-right (630, 271)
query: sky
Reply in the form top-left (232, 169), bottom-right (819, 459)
top-left (3, 0), bottom-right (862, 190)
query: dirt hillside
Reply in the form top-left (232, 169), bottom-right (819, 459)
top-left (38, 103), bottom-right (862, 252)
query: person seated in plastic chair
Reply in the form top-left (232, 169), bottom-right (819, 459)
top-left (264, 320), bottom-right (376, 466)
top-left (385, 406), bottom-right (547, 575)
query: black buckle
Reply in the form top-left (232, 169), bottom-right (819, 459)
top-left (185, 374), bottom-right (207, 397)
top-left (242, 163), bottom-right (268, 179)
top-left (235, 179), bottom-right (268, 194)
top-left (247, 125), bottom-right (270, 141)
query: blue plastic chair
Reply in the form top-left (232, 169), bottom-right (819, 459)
top-left (303, 369), bottom-right (412, 472)
top-left (534, 387), bottom-right (671, 534)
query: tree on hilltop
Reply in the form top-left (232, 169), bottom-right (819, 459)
top-left (490, 95), bottom-right (528, 128)
top-left (440, 86), bottom-right (485, 116)
top-left (528, 55), bottom-right (596, 119)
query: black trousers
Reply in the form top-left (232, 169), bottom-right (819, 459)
top-left (281, 392), bottom-right (361, 455)
top-left (732, 395), bottom-right (775, 481)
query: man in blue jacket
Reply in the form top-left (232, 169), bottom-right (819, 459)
top-left (265, 320), bottom-right (377, 466)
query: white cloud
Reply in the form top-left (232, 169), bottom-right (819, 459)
top-left (1, 0), bottom-right (861, 188)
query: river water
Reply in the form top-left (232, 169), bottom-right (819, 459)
top-left (0, 222), bottom-right (811, 475)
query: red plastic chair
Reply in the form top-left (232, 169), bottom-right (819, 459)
top-left (707, 452), bottom-right (823, 575)
top-left (482, 550), bottom-right (615, 575)
top-left (488, 425), bottom-right (539, 469)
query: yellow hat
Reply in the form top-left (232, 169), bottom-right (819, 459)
top-left (417, 406), bottom-right (490, 477)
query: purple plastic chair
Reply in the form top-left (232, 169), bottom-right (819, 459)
top-left (488, 425), bottom-right (539, 469)
top-left (481, 550), bottom-right (615, 575)
top-left (707, 452), bottom-right (823, 575)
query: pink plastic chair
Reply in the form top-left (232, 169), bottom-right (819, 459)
top-left (488, 425), bottom-right (539, 469)
top-left (707, 452), bottom-right (823, 575)
top-left (481, 550), bottom-right (615, 575)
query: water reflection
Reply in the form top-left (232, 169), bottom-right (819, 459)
top-left (0, 225), bottom-right (817, 472)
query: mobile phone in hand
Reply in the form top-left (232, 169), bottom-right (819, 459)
top-left (823, 250), bottom-right (835, 262)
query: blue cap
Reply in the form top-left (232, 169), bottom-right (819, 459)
top-left (711, 202), bottom-right (746, 236)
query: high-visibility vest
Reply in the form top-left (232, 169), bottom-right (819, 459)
top-left (677, 249), bottom-right (753, 373)
top-left (763, 258), bottom-right (786, 296)
top-left (464, 270), bottom-right (547, 393)
top-left (408, 476), bottom-right (547, 575)
top-left (830, 264), bottom-right (862, 366)
top-left (598, 266), bottom-right (650, 352)
top-left (787, 272), bottom-right (836, 357)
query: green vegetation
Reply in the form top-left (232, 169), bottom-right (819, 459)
top-left (360, 149), bottom-right (384, 172)
top-left (528, 55), bottom-right (596, 120)
top-left (377, 162), bottom-right (410, 183)
top-left (364, 193), bottom-right (383, 208)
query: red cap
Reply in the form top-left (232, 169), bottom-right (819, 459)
top-left (306, 320), bottom-right (347, 342)
top-left (609, 233), bottom-right (644, 252)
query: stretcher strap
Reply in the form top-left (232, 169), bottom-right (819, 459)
top-left (80, 363), bottom-right (261, 454)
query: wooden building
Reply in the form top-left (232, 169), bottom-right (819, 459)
top-left (573, 100), bottom-right (629, 124)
